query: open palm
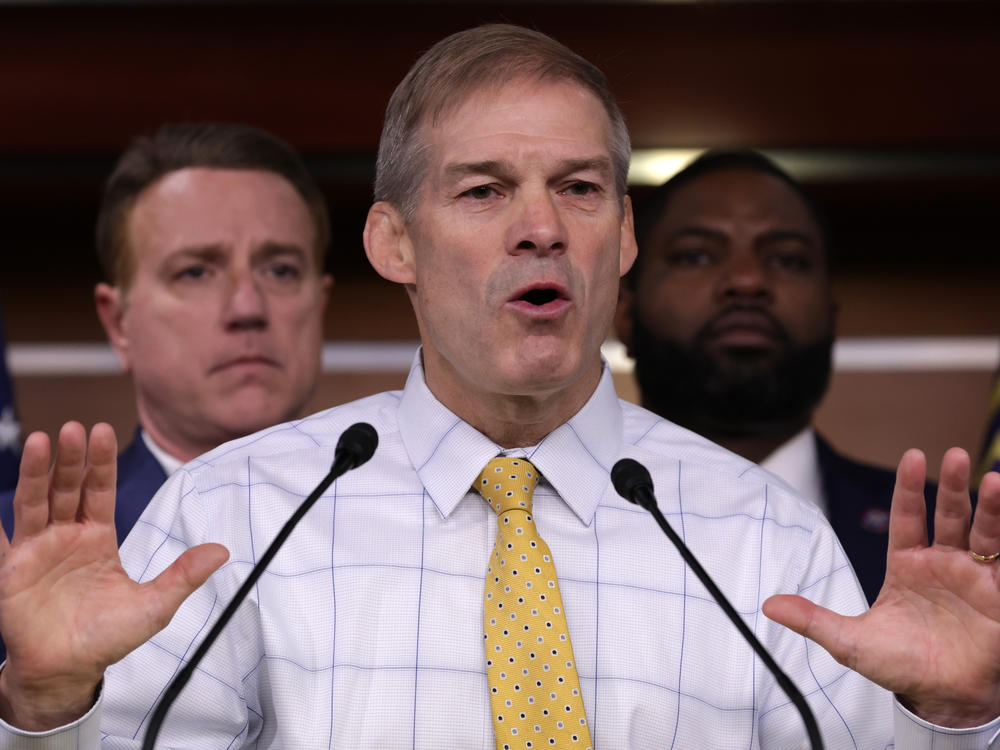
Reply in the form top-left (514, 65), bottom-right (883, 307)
top-left (765, 447), bottom-right (1000, 727)
top-left (0, 422), bottom-right (227, 731)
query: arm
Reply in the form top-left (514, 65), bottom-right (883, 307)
top-left (0, 422), bottom-right (227, 730)
top-left (765, 447), bottom-right (1000, 729)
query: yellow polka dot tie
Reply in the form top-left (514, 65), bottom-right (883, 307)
top-left (475, 457), bottom-right (593, 750)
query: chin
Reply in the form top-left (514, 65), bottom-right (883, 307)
top-left (215, 390), bottom-right (305, 437)
top-left (499, 350), bottom-right (587, 395)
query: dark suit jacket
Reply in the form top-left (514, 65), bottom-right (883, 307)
top-left (816, 433), bottom-right (937, 606)
top-left (0, 428), bottom-right (168, 662)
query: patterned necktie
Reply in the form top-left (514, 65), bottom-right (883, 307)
top-left (475, 457), bottom-right (593, 750)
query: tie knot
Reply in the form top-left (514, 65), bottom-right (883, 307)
top-left (474, 457), bottom-right (539, 516)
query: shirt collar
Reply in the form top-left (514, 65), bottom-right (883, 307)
top-left (139, 428), bottom-right (184, 476)
top-left (397, 350), bottom-right (623, 526)
top-left (761, 426), bottom-right (827, 515)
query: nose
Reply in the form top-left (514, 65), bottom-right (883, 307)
top-left (715, 251), bottom-right (772, 304)
top-left (223, 268), bottom-right (269, 331)
top-left (508, 188), bottom-right (567, 256)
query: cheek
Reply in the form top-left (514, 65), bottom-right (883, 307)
top-left (416, 247), bottom-right (482, 314)
top-left (122, 302), bottom-right (195, 353)
top-left (777, 287), bottom-right (833, 338)
top-left (635, 278), bottom-right (705, 339)
top-left (276, 294), bottom-right (327, 343)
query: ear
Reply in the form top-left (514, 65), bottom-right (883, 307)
top-left (613, 284), bottom-right (636, 358)
top-left (618, 195), bottom-right (638, 277)
top-left (94, 282), bottom-right (132, 373)
top-left (364, 201), bottom-right (416, 285)
top-left (320, 273), bottom-right (334, 308)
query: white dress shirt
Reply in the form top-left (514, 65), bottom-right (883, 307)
top-left (139, 428), bottom-right (183, 477)
top-left (3, 356), bottom-right (998, 749)
top-left (761, 427), bottom-right (827, 517)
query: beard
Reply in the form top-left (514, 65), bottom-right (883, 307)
top-left (629, 308), bottom-right (834, 439)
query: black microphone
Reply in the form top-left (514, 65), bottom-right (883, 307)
top-left (611, 458), bottom-right (825, 750)
top-left (142, 422), bottom-right (379, 749)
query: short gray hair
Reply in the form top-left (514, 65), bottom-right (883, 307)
top-left (374, 24), bottom-right (631, 221)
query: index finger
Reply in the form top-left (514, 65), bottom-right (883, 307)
top-left (11, 431), bottom-right (54, 545)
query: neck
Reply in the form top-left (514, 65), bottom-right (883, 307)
top-left (139, 424), bottom-right (210, 465)
top-left (135, 403), bottom-right (219, 465)
top-left (709, 432), bottom-right (796, 465)
top-left (424, 357), bottom-right (603, 449)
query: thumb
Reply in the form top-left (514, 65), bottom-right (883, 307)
top-left (763, 594), bottom-right (856, 669)
top-left (141, 543), bottom-right (230, 633)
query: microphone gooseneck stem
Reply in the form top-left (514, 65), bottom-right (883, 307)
top-left (141, 423), bottom-right (378, 749)
top-left (616, 461), bottom-right (824, 750)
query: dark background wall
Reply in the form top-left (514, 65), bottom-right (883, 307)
top-left (1, 0), bottom-right (997, 476)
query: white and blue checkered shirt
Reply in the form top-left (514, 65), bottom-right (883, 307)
top-left (4, 356), bottom-right (998, 749)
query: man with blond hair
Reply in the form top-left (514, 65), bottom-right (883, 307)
top-left (0, 122), bottom-right (331, 547)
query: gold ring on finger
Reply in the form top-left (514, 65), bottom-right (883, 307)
top-left (969, 549), bottom-right (1000, 563)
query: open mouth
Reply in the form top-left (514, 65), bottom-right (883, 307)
top-left (519, 288), bottom-right (561, 306)
top-left (507, 282), bottom-right (571, 318)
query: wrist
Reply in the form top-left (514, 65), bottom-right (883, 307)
top-left (0, 664), bottom-right (101, 731)
top-left (899, 693), bottom-right (1000, 729)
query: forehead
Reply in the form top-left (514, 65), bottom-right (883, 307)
top-left (419, 78), bottom-right (614, 177)
top-left (127, 167), bottom-right (316, 262)
top-left (659, 169), bottom-right (821, 240)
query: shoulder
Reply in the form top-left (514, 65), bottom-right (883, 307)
top-left (619, 398), bottom-right (797, 492)
top-left (119, 391), bottom-right (406, 570)
top-left (184, 390), bottom-right (404, 480)
top-left (617, 399), bottom-right (823, 529)
top-left (614, 401), bottom-right (860, 607)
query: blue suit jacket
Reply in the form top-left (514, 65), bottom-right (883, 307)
top-left (816, 433), bottom-right (938, 606)
top-left (0, 428), bottom-right (167, 662)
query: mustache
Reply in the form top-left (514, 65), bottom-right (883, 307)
top-left (484, 257), bottom-right (584, 303)
top-left (694, 304), bottom-right (791, 346)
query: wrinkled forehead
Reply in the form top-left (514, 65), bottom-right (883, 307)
top-left (126, 167), bottom-right (322, 262)
top-left (415, 77), bottom-right (616, 175)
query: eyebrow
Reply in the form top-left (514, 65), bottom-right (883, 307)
top-left (254, 241), bottom-right (310, 262)
top-left (443, 160), bottom-right (512, 180)
top-left (554, 157), bottom-right (614, 181)
top-left (755, 229), bottom-right (820, 250)
top-left (663, 226), bottom-right (819, 250)
top-left (165, 244), bottom-right (228, 263)
top-left (663, 226), bottom-right (727, 244)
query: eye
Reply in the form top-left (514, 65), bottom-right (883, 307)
top-left (175, 264), bottom-right (210, 281)
top-left (665, 248), bottom-right (713, 268)
top-left (767, 251), bottom-right (813, 273)
top-left (462, 184), bottom-right (500, 200)
top-left (267, 262), bottom-right (302, 280)
top-left (562, 181), bottom-right (600, 197)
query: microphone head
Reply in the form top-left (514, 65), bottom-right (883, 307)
top-left (611, 458), bottom-right (654, 506)
top-left (335, 422), bottom-right (379, 470)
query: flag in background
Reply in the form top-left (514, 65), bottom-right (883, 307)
top-left (0, 310), bottom-right (21, 492)
top-left (980, 368), bottom-right (1000, 483)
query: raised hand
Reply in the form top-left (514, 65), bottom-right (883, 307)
top-left (0, 422), bottom-right (228, 731)
top-left (764, 447), bottom-right (1000, 728)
